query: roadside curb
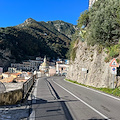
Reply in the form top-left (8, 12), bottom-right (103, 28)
top-left (64, 79), bottom-right (120, 101)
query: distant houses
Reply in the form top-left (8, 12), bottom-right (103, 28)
top-left (0, 56), bottom-right (70, 83)
top-left (10, 57), bottom-right (43, 72)
top-left (0, 72), bottom-right (31, 83)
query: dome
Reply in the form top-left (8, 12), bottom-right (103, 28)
top-left (39, 56), bottom-right (49, 72)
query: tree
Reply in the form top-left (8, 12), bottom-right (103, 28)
top-left (86, 0), bottom-right (120, 47)
top-left (77, 10), bottom-right (89, 29)
top-left (116, 6), bottom-right (120, 25)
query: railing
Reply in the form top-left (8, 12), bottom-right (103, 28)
top-left (23, 75), bottom-right (36, 99)
top-left (0, 75), bottom-right (37, 105)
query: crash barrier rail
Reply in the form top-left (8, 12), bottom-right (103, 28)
top-left (23, 75), bottom-right (36, 99)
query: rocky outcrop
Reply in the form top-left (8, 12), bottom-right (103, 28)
top-left (67, 41), bottom-right (119, 88)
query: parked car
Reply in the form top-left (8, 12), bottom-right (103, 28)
top-left (62, 73), bottom-right (67, 76)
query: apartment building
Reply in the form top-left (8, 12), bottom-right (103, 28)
top-left (11, 58), bottom-right (43, 72)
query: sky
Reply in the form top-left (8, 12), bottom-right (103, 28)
top-left (0, 0), bottom-right (89, 27)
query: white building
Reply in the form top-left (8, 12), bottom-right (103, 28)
top-left (11, 58), bottom-right (42, 72)
top-left (56, 62), bottom-right (69, 75)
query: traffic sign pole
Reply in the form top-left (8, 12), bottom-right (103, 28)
top-left (110, 58), bottom-right (119, 89)
top-left (112, 74), bottom-right (115, 89)
top-left (111, 67), bottom-right (117, 89)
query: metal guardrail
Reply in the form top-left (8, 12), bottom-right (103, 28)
top-left (23, 75), bottom-right (36, 99)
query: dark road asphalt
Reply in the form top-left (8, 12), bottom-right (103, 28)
top-left (29, 76), bottom-right (120, 120)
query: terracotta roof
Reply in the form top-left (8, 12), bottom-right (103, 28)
top-left (2, 72), bottom-right (11, 75)
top-left (11, 72), bottom-right (21, 76)
top-left (0, 76), bottom-right (14, 83)
top-left (27, 72), bottom-right (30, 74)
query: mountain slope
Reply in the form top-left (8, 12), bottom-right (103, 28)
top-left (0, 18), bottom-right (76, 68)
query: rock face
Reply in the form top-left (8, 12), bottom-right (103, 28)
top-left (66, 41), bottom-right (118, 88)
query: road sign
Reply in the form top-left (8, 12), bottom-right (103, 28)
top-left (111, 67), bottom-right (117, 75)
top-left (82, 68), bottom-right (87, 72)
top-left (111, 67), bottom-right (117, 88)
top-left (109, 58), bottom-right (119, 67)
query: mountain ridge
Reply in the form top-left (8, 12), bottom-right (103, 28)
top-left (0, 18), bottom-right (76, 70)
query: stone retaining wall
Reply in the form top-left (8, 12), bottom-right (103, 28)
top-left (67, 41), bottom-right (120, 88)
top-left (0, 75), bottom-right (36, 106)
top-left (0, 89), bottom-right (23, 106)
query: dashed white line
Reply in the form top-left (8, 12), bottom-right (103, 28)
top-left (53, 80), bottom-right (111, 120)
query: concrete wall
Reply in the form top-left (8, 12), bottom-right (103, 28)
top-left (0, 89), bottom-right (23, 105)
top-left (0, 75), bottom-right (36, 106)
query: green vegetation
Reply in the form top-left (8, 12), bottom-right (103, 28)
top-left (66, 79), bottom-right (120, 97)
top-left (0, 19), bottom-right (75, 63)
top-left (77, 10), bottom-right (89, 29)
top-left (66, 38), bottom-right (78, 61)
top-left (67, 0), bottom-right (120, 61)
top-left (86, 0), bottom-right (120, 47)
top-left (104, 43), bottom-right (120, 62)
top-left (116, 6), bottom-right (120, 25)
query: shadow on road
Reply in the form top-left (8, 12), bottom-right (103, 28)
top-left (29, 98), bottom-right (74, 120)
top-left (28, 78), bottom-right (74, 120)
top-left (0, 103), bottom-right (29, 120)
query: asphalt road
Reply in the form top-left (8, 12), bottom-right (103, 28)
top-left (29, 76), bottom-right (120, 120)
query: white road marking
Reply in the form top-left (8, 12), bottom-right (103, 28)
top-left (53, 80), bottom-right (110, 120)
top-left (29, 79), bottom-right (39, 120)
top-left (29, 110), bottom-right (35, 120)
top-left (64, 79), bottom-right (120, 101)
top-left (32, 79), bottom-right (39, 103)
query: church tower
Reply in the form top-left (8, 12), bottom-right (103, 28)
top-left (39, 56), bottom-right (49, 73)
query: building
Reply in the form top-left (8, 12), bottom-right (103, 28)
top-left (2, 72), bottom-right (11, 79)
top-left (64, 59), bottom-right (70, 65)
top-left (0, 76), bottom-right (14, 83)
top-left (11, 58), bottom-right (42, 72)
top-left (89, 0), bottom-right (98, 8)
top-left (49, 66), bottom-right (56, 76)
top-left (56, 62), bottom-right (69, 75)
top-left (29, 60), bottom-right (42, 71)
top-left (8, 67), bottom-right (22, 73)
top-left (0, 67), bottom-right (3, 75)
top-left (15, 72), bottom-right (32, 82)
top-left (39, 56), bottom-right (49, 73)
top-left (11, 72), bottom-right (22, 78)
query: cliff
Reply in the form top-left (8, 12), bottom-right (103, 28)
top-left (66, 41), bottom-right (120, 88)
top-left (67, 0), bottom-right (120, 88)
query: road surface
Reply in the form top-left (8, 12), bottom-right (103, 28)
top-left (29, 76), bottom-right (120, 120)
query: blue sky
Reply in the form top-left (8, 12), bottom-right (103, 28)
top-left (0, 0), bottom-right (89, 27)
